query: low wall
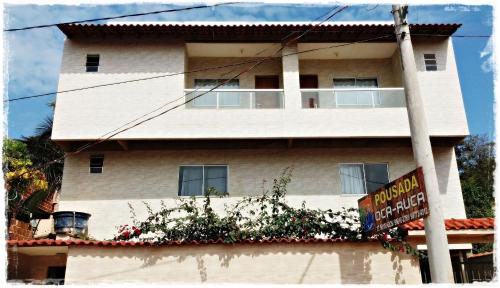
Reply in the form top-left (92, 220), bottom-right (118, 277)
top-left (65, 241), bottom-right (422, 284)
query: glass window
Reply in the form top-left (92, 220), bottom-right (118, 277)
top-left (365, 163), bottom-right (390, 193)
top-left (193, 79), bottom-right (240, 107)
top-left (86, 54), bottom-right (100, 72)
top-left (334, 78), bottom-right (378, 107)
top-left (340, 163), bottom-right (389, 194)
top-left (89, 155), bottom-right (104, 174)
top-left (424, 54), bottom-right (437, 71)
top-left (178, 165), bottom-right (228, 196)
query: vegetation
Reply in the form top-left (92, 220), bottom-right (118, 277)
top-left (455, 135), bottom-right (495, 253)
top-left (3, 138), bottom-right (49, 223)
top-left (455, 135), bottom-right (495, 218)
top-left (3, 103), bottom-right (64, 226)
top-left (116, 169), bottom-right (424, 258)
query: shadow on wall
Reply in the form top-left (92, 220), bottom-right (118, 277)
top-left (67, 242), bottom-right (420, 284)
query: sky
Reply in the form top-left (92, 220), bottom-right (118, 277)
top-left (2, 2), bottom-right (495, 140)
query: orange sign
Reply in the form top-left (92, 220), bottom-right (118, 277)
top-left (358, 167), bottom-right (430, 234)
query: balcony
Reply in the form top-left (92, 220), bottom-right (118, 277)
top-left (301, 88), bottom-right (406, 108)
top-left (185, 89), bottom-right (284, 109)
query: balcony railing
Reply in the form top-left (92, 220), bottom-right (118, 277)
top-left (185, 89), bottom-right (284, 109)
top-left (301, 88), bottom-right (406, 109)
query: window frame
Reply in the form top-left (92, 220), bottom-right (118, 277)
top-left (178, 164), bottom-right (229, 197)
top-left (339, 162), bottom-right (389, 196)
top-left (423, 53), bottom-right (438, 71)
top-left (85, 54), bottom-right (100, 72)
top-left (89, 154), bottom-right (104, 174)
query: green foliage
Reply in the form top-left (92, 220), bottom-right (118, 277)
top-left (116, 168), bottom-right (422, 258)
top-left (455, 135), bottom-right (495, 218)
top-left (3, 138), bottom-right (49, 221)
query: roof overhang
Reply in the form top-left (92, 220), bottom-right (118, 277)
top-left (57, 22), bottom-right (461, 43)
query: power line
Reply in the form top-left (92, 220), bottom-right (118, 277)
top-left (70, 5), bottom-right (350, 154)
top-left (5, 32), bottom-right (489, 103)
top-left (4, 2), bottom-right (241, 32)
top-left (9, 6), bottom-right (352, 178)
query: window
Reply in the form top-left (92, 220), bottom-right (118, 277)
top-left (89, 155), bottom-right (104, 174)
top-left (86, 54), bottom-right (100, 72)
top-left (340, 163), bottom-right (389, 194)
top-left (424, 54), bottom-right (437, 71)
top-left (178, 165), bottom-right (228, 196)
top-left (333, 78), bottom-right (379, 107)
top-left (192, 79), bottom-right (240, 107)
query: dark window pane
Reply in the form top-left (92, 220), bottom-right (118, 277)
top-left (423, 54), bottom-right (436, 59)
top-left (204, 166), bottom-right (227, 194)
top-left (365, 163), bottom-right (389, 194)
top-left (179, 166), bottom-right (203, 196)
top-left (86, 54), bottom-right (99, 72)
top-left (89, 155), bottom-right (104, 174)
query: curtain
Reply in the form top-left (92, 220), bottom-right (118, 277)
top-left (179, 166), bottom-right (203, 196)
top-left (340, 164), bottom-right (366, 194)
top-left (334, 78), bottom-right (378, 107)
top-left (204, 166), bottom-right (227, 194)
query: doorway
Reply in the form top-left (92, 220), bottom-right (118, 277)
top-left (255, 75), bottom-right (280, 108)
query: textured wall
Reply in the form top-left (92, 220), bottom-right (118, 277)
top-left (412, 38), bottom-right (469, 137)
top-left (58, 146), bottom-right (466, 240)
top-left (64, 242), bottom-right (421, 284)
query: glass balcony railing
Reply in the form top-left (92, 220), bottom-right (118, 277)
top-left (185, 89), bottom-right (284, 109)
top-left (301, 88), bottom-right (406, 109)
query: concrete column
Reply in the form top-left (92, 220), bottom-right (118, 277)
top-left (282, 43), bottom-right (302, 109)
top-left (392, 4), bottom-right (454, 283)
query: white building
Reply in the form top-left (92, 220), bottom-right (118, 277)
top-left (8, 21), bottom-right (493, 285)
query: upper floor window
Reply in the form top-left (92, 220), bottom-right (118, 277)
top-left (333, 78), bottom-right (378, 88)
top-left (89, 155), bottom-right (104, 174)
top-left (340, 163), bottom-right (389, 195)
top-left (333, 78), bottom-right (379, 107)
top-left (86, 54), bottom-right (100, 72)
top-left (178, 165), bottom-right (228, 196)
top-left (424, 54), bottom-right (437, 71)
top-left (192, 79), bottom-right (240, 107)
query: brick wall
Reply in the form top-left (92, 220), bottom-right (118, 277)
top-left (9, 219), bottom-right (33, 240)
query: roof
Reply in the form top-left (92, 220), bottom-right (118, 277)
top-left (7, 237), bottom-right (381, 248)
top-left (57, 22), bottom-right (461, 42)
top-left (402, 218), bottom-right (495, 231)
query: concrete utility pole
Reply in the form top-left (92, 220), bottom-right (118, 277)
top-left (391, 4), bottom-right (454, 283)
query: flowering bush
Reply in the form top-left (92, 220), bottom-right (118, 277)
top-left (115, 168), bottom-right (423, 258)
top-left (114, 224), bottom-right (141, 241)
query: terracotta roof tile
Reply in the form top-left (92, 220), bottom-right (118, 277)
top-left (8, 237), bottom-right (380, 248)
top-left (402, 218), bottom-right (495, 230)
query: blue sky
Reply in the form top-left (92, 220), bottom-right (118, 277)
top-left (3, 3), bottom-right (494, 140)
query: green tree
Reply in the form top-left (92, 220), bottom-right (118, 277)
top-left (455, 135), bottom-right (495, 218)
top-left (22, 116), bottom-right (64, 193)
top-left (3, 138), bottom-right (49, 224)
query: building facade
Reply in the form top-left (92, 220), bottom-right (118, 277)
top-left (9, 21), bottom-right (484, 284)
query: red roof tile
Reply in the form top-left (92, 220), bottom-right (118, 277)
top-left (8, 237), bottom-right (381, 248)
top-left (402, 218), bottom-right (495, 230)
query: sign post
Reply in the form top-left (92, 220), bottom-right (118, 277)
top-left (358, 167), bottom-right (429, 234)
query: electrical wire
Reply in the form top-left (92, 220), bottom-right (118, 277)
top-left (5, 32), bottom-right (490, 103)
top-left (4, 2), bottom-right (242, 32)
top-left (9, 6), bottom-right (352, 177)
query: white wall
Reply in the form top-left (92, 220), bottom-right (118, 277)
top-left (58, 146), bottom-right (465, 240)
top-left (52, 38), bottom-right (468, 141)
top-left (64, 242), bottom-right (421, 284)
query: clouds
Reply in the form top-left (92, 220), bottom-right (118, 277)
top-left (480, 37), bottom-right (493, 73)
top-left (444, 5), bottom-right (481, 12)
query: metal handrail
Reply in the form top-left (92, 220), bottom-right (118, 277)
top-left (300, 87), bottom-right (404, 92)
top-left (184, 88), bottom-right (284, 92)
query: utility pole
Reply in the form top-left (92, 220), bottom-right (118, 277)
top-left (391, 4), bottom-right (454, 283)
